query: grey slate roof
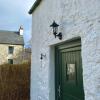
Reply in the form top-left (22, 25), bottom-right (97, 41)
top-left (0, 30), bottom-right (24, 45)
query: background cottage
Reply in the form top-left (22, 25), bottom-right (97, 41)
top-left (0, 26), bottom-right (24, 64)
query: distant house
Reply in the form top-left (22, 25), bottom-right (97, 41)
top-left (0, 26), bottom-right (24, 64)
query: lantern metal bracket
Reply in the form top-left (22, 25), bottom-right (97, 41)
top-left (40, 53), bottom-right (46, 60)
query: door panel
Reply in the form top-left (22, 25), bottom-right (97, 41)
top-left (55, 39), bottom-right (84, 100)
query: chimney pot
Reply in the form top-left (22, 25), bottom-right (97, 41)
top-left (19, 25), bottom-right (23, 35)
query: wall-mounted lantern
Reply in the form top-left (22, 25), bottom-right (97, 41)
top-left (50, 21), bottom-right (62, 40)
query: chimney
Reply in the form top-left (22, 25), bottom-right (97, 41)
top-left (19, 26), bottom-right (23, 36)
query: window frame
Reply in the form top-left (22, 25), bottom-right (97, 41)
top-left (8, 46), bottom-right (14, 54)
top-left (8, 59), bottom-right (13, 64)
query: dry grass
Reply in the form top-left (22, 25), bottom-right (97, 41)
top-left (0, 63), bottom-right (30, 100)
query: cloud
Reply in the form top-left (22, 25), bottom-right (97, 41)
top-left (0, 0), bottom-right (35, 46)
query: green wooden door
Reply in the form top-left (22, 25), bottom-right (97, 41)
top-left (55, 39), bottom-right (84, 100)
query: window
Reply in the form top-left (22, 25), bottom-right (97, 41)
top-left (8, 59), bottom-right (13, 64)
top-left (8, 46), bottom-right (14, 54)
top-left (66, 64), bottom-right (76, 81)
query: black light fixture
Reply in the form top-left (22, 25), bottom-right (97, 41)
top-left (40, 53), bottom-right (46, 60)
top-left (50, 21), bottom-right (62, 40)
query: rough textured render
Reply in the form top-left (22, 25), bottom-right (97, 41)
top-left (0, 44), bottom-right (24, 64)
top-left (13, 45), bottom-right (24, 64)
top-left (30, 0), bottom-right (100, 100)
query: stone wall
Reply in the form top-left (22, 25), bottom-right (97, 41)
top-left (0, 44), bottom-right (24, 64)
top-left (31, 0), bottom-right (100, 100)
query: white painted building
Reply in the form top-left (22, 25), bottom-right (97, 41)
top-left (29, 0), bottom-right (100, 100)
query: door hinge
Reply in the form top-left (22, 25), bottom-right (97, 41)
top-left (58, 85), bottom-right (61, 97)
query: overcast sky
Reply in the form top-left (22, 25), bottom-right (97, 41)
top-left (0, 0), bottom-right (35, 47)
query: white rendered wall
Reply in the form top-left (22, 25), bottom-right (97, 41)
top-left (31, 0), bottom-right (100, 100)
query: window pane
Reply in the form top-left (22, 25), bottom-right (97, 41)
top-left (8, 46), bottom-right (14, 54)
top-left (8, 59), bottom-right (13, 64)
top-left (66, 64), bottom-right (76, 81)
